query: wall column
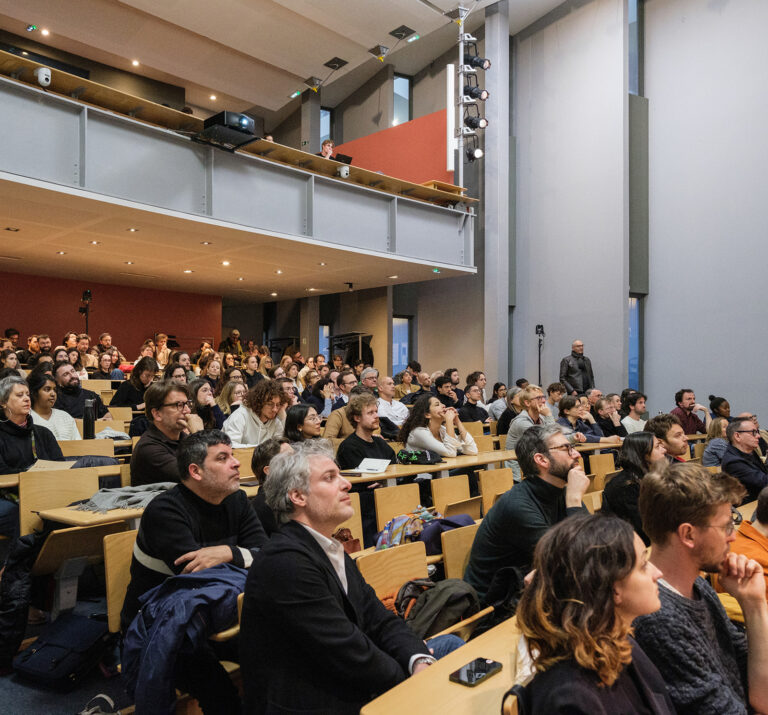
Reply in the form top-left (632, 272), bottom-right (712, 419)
top-left (483, 0), bottom-right (511, 382)
top-left (301, 89), bottom-right (321, 154)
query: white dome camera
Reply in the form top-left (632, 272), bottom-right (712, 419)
top-left (34, 67), bottom-right (51, 87)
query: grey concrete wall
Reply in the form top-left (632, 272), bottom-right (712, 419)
top-left (644, 0), bottom-right (768, 416)
top-left (271, 107), bottom-right (301, 149)
top-left (336, 65), bottom-right (395, 144)
top-left (221, 300), bottom-right (263, 344)
top-left (512, 0), bottom-right (628, 392)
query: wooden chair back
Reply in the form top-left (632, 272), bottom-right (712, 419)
top-left (336, 491), bottom-right (363, 546)
top-left (693, 442), bottom-right (706, 459)
top-left (100, 390), bottom-right (115, 406)
top-left (374, 483), bottom-right (421, 531)
top-left (356, 541), bottom-right (428, 599)
top-left (233, 447), bottom-right (255, 477)
top-left (33, 522), bottom-right (126, 577)
top-left (588, 452), bottom-right (615, 484)
top-left (431, 474), bottom-right (470, 515)
top-left (583, 490), bottom-right (603, 513)
top-left (463, 421), bottom-right (485, 437)
top-left (444, 496), bottom-right (482, 520)
top-left (488, 420), bottom-right (498, 436)
top-left (477, 467), bottom-right (514, 515)
top-left (737, 499), bottom-right (758, 522)
top-left (104, 530), bottom-right (138, 633)
top-left (19, 467), bottom-right (101, 536)
top-left (603, 469), bottom-right (621, 486)
top-left (705, 465), bottom-right (720, 473)
top-left (120, 463), bottom-right (131, 487)
top-left (387, 442), bottom-right (404, 454)
top-left (58, 439), bottom-right (115, 457)
top-left (441, 523), bottom-right (479, 579)
top-left (473, 434), bottom-right (496, 452)
top-left (75, 419), bottom-right (117, 437)
top-left (82, 379), bottom-right (113, 392)
top-left (107, 406), bottom-right (134, 423)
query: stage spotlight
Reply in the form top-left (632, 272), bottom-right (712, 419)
top-left (463, 85), bottom-right (489, 100)
top-left (464, 115), bottom-right (489, 130)
top-left (464, 54), bottom-right (491, 70)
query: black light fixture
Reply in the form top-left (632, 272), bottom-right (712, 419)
top-left (465, 136), bottom-right (483, 162)
top-left (464, 85), bottom-right (489, 100)
top-left (464, 115), bottom-right (488, 130)
top-left (368, 44), bottom-right (389, 61)
top-left (389, 25), bottom-right (416, 41)
top-left (464, 42), bottom-right (491, 70)
top-left (324, 57), bottom-right (348, 71)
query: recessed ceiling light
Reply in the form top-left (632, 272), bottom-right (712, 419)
top-left (209, 94), bottom-right (217, 101)
top-left (237, 277), bottom-right (244, 281)
top-left (21, 51), bottom-right (28, 56)
top-left (125, 261), bottom-right (134, 265)
top-left (127, 227), bottom-right (138, 232)
top-left (270, 292), bottom-right (278, 297)
top-left (90, 240), bottom-right (100, 245)
top-left (4, 227), bottom-right (20, 232)
top-left (183, 269), bottom-right (193, 273)
top-left (56, 251), bottom-right (66, 255)
top-left (200, 241), bottom-right (211, 245)
top-left (275, 269), bottom-right (283, 274)
top-left (318, 262), bottom-right (326, 266)
top-left (41, 29), bottom-right (50, 36)
top-left (132, 60), bottom-right (140, 67)
top-left (388, 275), bottom-right (399, 279)
top-left (307, 287), bottom-right (318, 292)
top-left (221, 260), bottom-right (230, 266)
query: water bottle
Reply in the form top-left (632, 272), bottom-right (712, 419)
top-left (83, 398), bottom-right (95, 440)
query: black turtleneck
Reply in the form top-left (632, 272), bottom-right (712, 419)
top-left (0, 417), bottom-right (64, 474)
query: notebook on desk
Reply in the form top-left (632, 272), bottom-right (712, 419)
top-left (356, 458), bottom-right (390, 474)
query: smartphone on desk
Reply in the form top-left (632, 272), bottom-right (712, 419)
top-left (449, 657), bottom-right (502, 687)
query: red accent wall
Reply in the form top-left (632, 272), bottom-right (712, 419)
top-left (0, 272), bottom-right (222, 356)
top-left (335, 109), bottom-right (454, 185)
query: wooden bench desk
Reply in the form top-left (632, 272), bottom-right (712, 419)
top-left (345, 450), bottom-right (516, 487)
top-left (362, 616), bottom-right (522, 714)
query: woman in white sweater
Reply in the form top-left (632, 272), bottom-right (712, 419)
top-left (29, 372), bottom-right (81, 441)
top-left (222, 379), bottom-right (285, 448)
top-left (398, 393), bottom-right (477, 457)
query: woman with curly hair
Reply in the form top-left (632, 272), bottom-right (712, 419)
top-left (222, 379), bottom-right (285, 447)
top-left (512, 512), bottom-right (672, 714)
top-left (398, 393), bottom-right (476, 457)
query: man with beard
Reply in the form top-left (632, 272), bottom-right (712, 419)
top-left (464, 424), bottom-right (589, 604)
top-left (53, 361), bottom-right (112, 419)
top-left (634, 462), bottom-right (768, 714)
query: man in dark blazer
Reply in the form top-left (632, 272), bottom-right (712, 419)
top-left (559, 338), bottom-right (595, 395)
top-left (240, 440), bottom-right (434, 714)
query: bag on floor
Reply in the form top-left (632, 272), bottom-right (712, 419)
top-left (13, 612), bottom-right (113, 690)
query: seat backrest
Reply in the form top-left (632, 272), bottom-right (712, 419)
top-left (355, 540), bottom-right (428, 598)
top-left (737, 499), bottom-right (758, 522)
top-left (104, 530), bottom-right (138, 633)
top-left (431, 474), bottom-right (470, 515)
top-left (444, 496), bottom-right (482, 520)
top-left (583, 490), bottom-right (603, 514)
top-left (120, 463), bottom-right (131, 487)
top-left (374, 483), bottom-right (421, 531)
top-left (387, 442), bottom-right (404, 454)
top-left (463, 421), bottom-right (485, 436)
top-left (441, 522), bottom-right (480, 579)
top-left (588, 452), bottom-right (615, 481)
top-left (33, 522), bottom-right (126, 577)
top-left (488, 420), bottom-right (498, 436)
top-left (477, 467), bottom-right (514, 515)
top-left (473, 434), bottom-right (496, 452)
top-left (336, 491), bottom-right (363, 545)
top-left (100, 389), bottom-right (115, 406)
top-left (75, 418), bottom-right (116, 437)
top-left (82, 379), bottom-right (112, 392)
top-left (107, 406), bottom-right (134, 423)
top-left (693, 441), bottom-right (706, 459)
top-left (19, 467), bottom-right (101, 536)
top-left (233, 447), bottom-right (255, 477)
top-left (58, 439), bottom-right (115, 457)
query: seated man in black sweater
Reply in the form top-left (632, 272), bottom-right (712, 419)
top-left (721, 416), bottom-right (768, 504)
top-left (130, 381), bottom-right (203, 486)
top-left (122, 429), bottom-right (267, 713)
top-left (458, 384), bottom-right (489, 423)
top-left (52, 360), bottom-right (112, 420)
top-left (336, 393), bottom-right (396, 547)
top-left (464, 424), bottom-right (589, 604)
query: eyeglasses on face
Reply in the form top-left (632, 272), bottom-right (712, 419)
top-left (548, 443), bottom-right (579, 455)
top-left (162, 400), bottom-right (193, 411)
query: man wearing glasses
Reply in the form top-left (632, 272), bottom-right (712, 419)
top-left (465, 424), bottom-right (589, 605)
top-left (722, 417), bottom-right (768, 503)
top-left (635, 462), bottom-right (768, 714)
top-left (130, 381), bottom-right (203, 486)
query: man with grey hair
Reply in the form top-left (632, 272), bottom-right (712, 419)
top-left (241, 440), bottom-right (441, 713)
top-left (465, 424), bottom-right (589, 604)
top-left (359, 366), bottom-right (379, 394)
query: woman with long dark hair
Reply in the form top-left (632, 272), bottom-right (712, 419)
top-left (512, 512), bottom-right (672, 713)
top-left (399, 393), bottom-right (476, 457)
top-left (29, 371), bottom-right (80, 441)
top-left (111, 356), bottom-right (156, 410)
top-left (189, 378), bottom-right (225, 430)
top-left (283, 404), bottom-right (322, 442)
top-left (601, 431), bottom-right (667, 544)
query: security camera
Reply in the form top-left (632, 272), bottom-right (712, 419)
top-left (337, 165), bottom-right (350, 179)
top-left (34, 67), bottom-right (51, 87)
